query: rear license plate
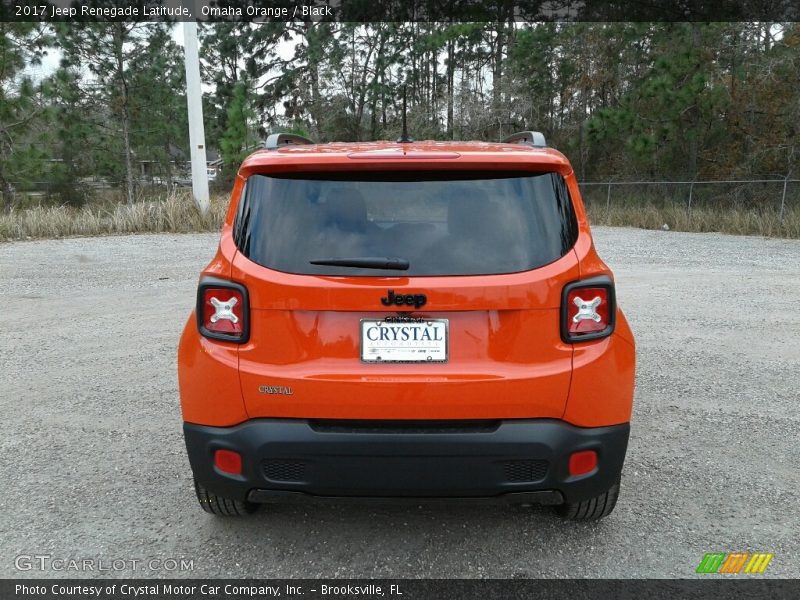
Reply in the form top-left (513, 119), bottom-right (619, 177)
top-left (360, 319), bottom-right (448, 363)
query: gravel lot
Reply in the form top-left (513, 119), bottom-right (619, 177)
top-left (1, 227), bottom-right (798, 579)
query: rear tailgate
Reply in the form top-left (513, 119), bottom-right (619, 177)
top-left (230, 166), bottom-right (579, 420)
top-left (232, 256), bottom-right (578, 420)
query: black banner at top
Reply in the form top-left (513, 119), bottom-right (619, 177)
top-left (2, 0), bottom-right (800, 22)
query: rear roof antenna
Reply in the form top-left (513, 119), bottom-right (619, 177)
top-left (397, 85), bottom-right (413, 143)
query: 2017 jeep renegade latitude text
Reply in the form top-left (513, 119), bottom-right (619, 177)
top-left (178, 132), bottom-right (636, 521)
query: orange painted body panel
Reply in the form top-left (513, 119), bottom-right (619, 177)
top-left (563, 309), bottom-right (636, 427)
top-left (177, 141), bottom-right (635, 428)
top-left (231, 243), bottom-right (579, 420)
top-left (178, 318), bottom-right (248, 426)
top-left (238, 309), bottom-right (573, 420)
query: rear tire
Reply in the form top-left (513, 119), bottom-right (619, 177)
top-left (194, 480), bottom-right (259, 516)
top-left (556, 479), bottom-right (620, 521)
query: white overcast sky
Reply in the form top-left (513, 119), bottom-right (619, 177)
top-left (33, 23), bottom-right (297, 82)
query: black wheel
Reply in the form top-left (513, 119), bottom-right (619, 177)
top-left (556, 479), bottom-right (620, 521)
top-left (194, 480), bottom-right (259, 516)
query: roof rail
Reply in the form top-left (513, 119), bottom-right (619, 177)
top-left (501, 131), bottom-right (547, 148)
top-left (264, 133), bottom-right (315, 150)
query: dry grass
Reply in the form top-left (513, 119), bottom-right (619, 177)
top-left (2, 189), bottom-right (798, 241)
top-left (0, 189), bottom-right (228, 241)
top-left (587, 203), bottom-right (800, 239)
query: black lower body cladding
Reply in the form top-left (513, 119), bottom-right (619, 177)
top-left (184, 419), bottom-right (630, 505)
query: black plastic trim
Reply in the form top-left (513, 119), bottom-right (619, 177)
top-left (264, 133), bottom-right (314, 149)
top-left (232, 179), bottom-right (249, 250)
top-left (560, 275), bottom-right (617, 343)
top-left (184, 418), bottom-right (630, 504)
top-left (501, 130), bottom-right (547, 148)
top-left (308, 419), bottom-right (500, 434)
top-left (196, 276), bottom-right (250, 344)
top-left (247, 489), bottom-right (564, 506)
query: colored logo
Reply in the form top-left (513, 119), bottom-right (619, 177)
top-left (696, 552), bottom-right (773, 574)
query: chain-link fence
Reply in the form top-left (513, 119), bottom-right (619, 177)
top-left (8, 176), bottom-right (800, 237)
top-left (16, 177), bottom-right (800, 215)
top-left (7, 177), bottom-right (195, 208)
top-left (578, 179), bottom-right (800, 221)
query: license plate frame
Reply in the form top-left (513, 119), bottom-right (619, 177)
top-left (360, 318), bottom-right (449, 363)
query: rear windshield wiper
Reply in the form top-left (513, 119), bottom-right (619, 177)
top-left (309, 257), bottom-right (410, 270)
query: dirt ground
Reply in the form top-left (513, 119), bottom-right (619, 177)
top-left (1, 227), bottom-right (798, 578)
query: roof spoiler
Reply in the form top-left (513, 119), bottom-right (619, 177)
top-left (501, 131), bottom-right (547, 148)
top-left (264, 133), bottom-right (315, 150)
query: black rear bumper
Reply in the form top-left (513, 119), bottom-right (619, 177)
top-left (184, 419), bottom-right (629, 505)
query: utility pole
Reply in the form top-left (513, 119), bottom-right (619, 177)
top-left (182, 20), bottom-right (209, 214)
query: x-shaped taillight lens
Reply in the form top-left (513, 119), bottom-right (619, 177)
top-left (209, 296), bottom-right (239, 324)
top-left (572, 295), bottom-right (603, 323)
top-left (197, 281), bottom-right (249, 342)
top-left (563, 282), bottom-right (614, 342)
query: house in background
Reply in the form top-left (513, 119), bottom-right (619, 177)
top-left (138, 145), bottom-right (223, 186)
top-left (205, 148), bottom-right (223, 183)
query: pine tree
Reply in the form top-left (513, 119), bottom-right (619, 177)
top-left (219, 81), bottom-right (257, 180)
top-left (128, 25), bottom-right (188, 187)
top-left (56, 21), bottom-right (154, 205)
top-left (0, 23), bottom-right (50, 210)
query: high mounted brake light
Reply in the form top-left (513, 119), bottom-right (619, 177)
top-left (196, 277), bottom-right (250, 343)
top-left (561, 277), bottom-right (616, 343)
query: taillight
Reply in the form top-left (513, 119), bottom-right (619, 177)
top-left (196, 278), bottom-right (249, 343)
top-left (561, 277), bottom-right (616, 342)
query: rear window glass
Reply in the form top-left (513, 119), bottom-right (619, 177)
top-left (234, 171), bottom-right (577, 276)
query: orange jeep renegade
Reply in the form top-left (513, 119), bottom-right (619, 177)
top-left (178, 131), bottom-right (635, 521)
